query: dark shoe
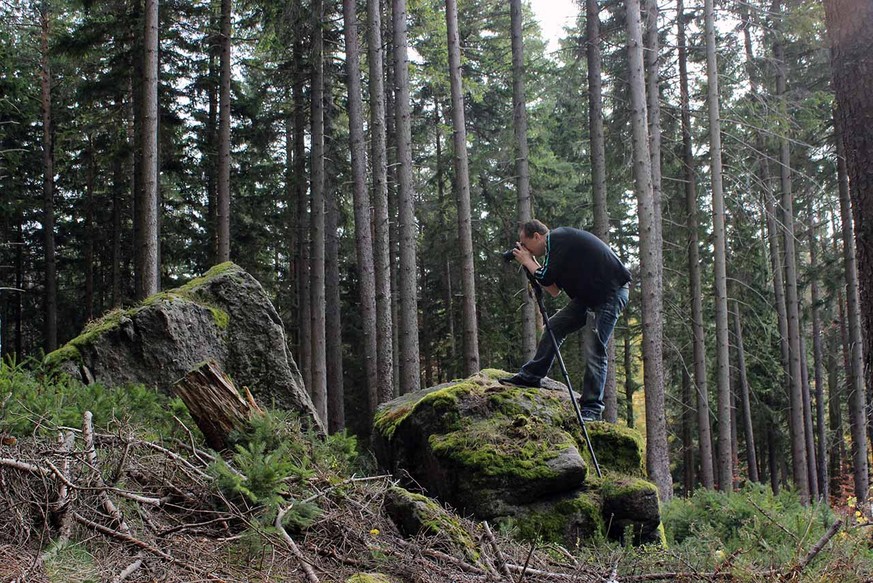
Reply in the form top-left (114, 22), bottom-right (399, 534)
top-left (579, 412), bottom-right (600, 423)
top-left (498, 374), bottom-right (540, 388)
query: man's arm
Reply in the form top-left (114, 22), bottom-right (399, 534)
top-left (513, 248), bottom-right (561, 297)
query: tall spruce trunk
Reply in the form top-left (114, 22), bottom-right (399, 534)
top-left (808, 225), bottom-right (827, 499)
top-left (216, 0), bottom-right (232, 262)
top-left (39, 0), bottom-right (57, 351)
top-left (85, 135), bottom-right (96, 321)
top-left (137, 0), bottom-right (159, 300)
top-left (324, 81), bottom-right (344, 434)
top-left (772, 1), bottom-right (810, 501)
top-left (367, 0), bottom-right (395, 403)
top-left (342, 0), bottom-right (379, 419)
top-left (624, 0), bottom-right (671, 501)
top-left (393, 0), bottom-right (421, 393)
top-left (829, 100), bottom-right (869, 501)
top-left (510, 0), bottom-right (536, 360)
top-left (586, 0), bottom-right (616, 421)
top-left (309, 0), bottom-right (328, 425)
top-left (445, 0), bottom-right (479, 376)
top-left (733, 300), bottom-right (759, 483)
top-left (703, 0), bottom-right (734, 492)
top-left (678, 0), bottom-right (714, 490)
top-left (292, 28), bottom-right (312, 393)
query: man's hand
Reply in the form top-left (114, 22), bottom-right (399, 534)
top-left (513, 242), bottom-right (561, 298)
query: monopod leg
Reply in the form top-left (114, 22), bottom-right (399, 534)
top-left (529, 280), bottom-right (603, 479)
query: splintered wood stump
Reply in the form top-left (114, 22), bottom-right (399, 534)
top-left (173, 361), bottom-right (263, 450)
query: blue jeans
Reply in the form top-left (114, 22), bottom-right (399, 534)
top-left (518, 285), bottom-right (629, 419)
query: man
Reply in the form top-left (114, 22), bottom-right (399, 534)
top-left (501, 219), bottom-right (631, 422)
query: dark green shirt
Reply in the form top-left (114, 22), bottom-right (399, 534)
top-left (533, 227), bottom-right (631, 306)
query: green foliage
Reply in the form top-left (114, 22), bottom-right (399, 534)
top-left (0, 359), bottom-right (195, 439)
top-left (210, 410), bottom-right (362, 533)
top-left (661, 484), bottom-right (873, 575)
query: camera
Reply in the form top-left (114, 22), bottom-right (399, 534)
top-left (502, 247), bottom-right (517, 262)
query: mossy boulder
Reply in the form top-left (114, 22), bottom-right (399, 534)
top-left (373, 370), bottom-right (661, 546)
top-left (345, 575), bottom-right (396, 583)
top-left (43, 263), bottom-right (320, 429)
top-left (384, 487), bottom-right (479, 561)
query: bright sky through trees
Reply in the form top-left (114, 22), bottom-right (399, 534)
top-left (530, 0), bottom-right (579, 53)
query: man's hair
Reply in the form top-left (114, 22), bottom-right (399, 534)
top-left (520, 219), bottom-right (549, 238)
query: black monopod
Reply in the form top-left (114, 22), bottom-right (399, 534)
top-left (520, 266), bottom-right (603, 479)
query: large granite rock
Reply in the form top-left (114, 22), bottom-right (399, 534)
top-left (373, 369), bottom-right (663, 546)
top-left (44, 263), bottom-right (321, 430)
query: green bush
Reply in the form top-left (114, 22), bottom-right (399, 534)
top-left (0, 358), bottom-right (195, 439)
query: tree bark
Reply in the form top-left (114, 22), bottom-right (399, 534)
top-left (293, 25), bottom-right (312, 394)
top-left (367, 0), bottom-right (395, 404)
top-left (829, 99), bottom-right (869, 502)
top-left (510, 0), bottom-right (536, 361)
top-left (733, 300), bottom-right (759, 483)
top-left (624, 0), bottom-right (671, 501)
top-left (393, 0), bottom-right (421, 393)
top-left (84, 134), bottom-right (96, 322)
top-left (216, 0), bottom-right (232, 262)
top-left (678, 0), bottom-right (714, 490)
top-left (445, 0), bottom-right (479, 376)
top-left (703, 0), bottom-right (734, 493)
top-left (343, 0), bottom-right (379, 421)
top-left (137, 0), bottom-right (159, 300)
top-left (310, 0), bottom-right (328, 425)
top-left (324, 68), bottom-right (345, 435)
top-left (39, 0), bottom-right (57, 351)
top-left (808, 224), bottom-right (827, 499)
top-left (772, 0), bottom-right (809, 501)
top-left (173, 361), bottom-right (262, 451)
top-left (586, 0), bottom-right (616, 422)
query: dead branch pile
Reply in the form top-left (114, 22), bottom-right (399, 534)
top-left (0, 410), bottom-right (846, 583)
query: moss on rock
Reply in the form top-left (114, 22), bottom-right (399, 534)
top-left (384, 487), bottom-right (479, 562)
top-left (598, 474), bottom-right (664, 546)
top-left (510, 491), bottom-right (604, 544)
top-left (568, 420), bottom-right (646, 477)
top-left (429, 416), bottom-right (576, 482)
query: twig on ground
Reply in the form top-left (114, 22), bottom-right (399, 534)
top-left (275, 504), bottom-right (321, 583)
top-left (748, 495), bottom-right (799, 542)
top-left (83, 411), bottom-right (130, 534)
top-left (483, 521), bottom-right (513, 581)
top-left (515, 542), bottom-right (536, 582)
top-left (110, 555), bottom-right (144, 583)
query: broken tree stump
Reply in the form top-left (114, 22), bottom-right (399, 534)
top-left (173, 361), bottom-right (263, 450)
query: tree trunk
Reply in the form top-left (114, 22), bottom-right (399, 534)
top-left (733, 300), bottom-right (759, 483)
top-left (173, 361), bottom-right (263, 451)
top-left (445, 0), bottom-right (479, 376)
top-left (111, 100), bottom-right (124, 308)
top-left (393, 0), bottom-right (421, 393)
top-left (682, 365), bottom-right (695, 495)
top-left (309, 0), bottom-right (328, 425)
top-left (367, 0), bottom-right (395, 404)
top-left (39, 0), bottom-right (57, 351)
top-left (624, 321), bottom-right (634, 428)
top-left (586, 0), bottom-right (616, 421)
top-left (772, 0), bottom-right (809, 501)
top-left (808, 225), bottom-right (827, 499)
top-left (510, 0), bottom-right (536, 361)
top-left (703, 0), bottom-right (734, 493)
top-left (291, 15), bottom-right (312, 393)
top-left (624, 0), bottom-right (671, 501)
top-left (830, 99), bottom-right (869, 502)
top-left (206, 25), bottom-right (219, 265)
top-left (85, 134), bottom-right (96, 322)
top-left (827, 323), bottom-right (846, 500)
top-left (343, 0), bottom-right (379, 420)
top-left (216, 0), bottom-right (232, 262)
top-left (324, 87), bottom-right (344, 435)
top-left (799, 331), bottom-right (819, 500)
top-left (137, 0), bottom-right (159, 300)
top-left (678, 0), bottom-right (714, 490)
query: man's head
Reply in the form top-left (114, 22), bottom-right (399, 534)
top-left (519, 219), bottom-right (549, 256)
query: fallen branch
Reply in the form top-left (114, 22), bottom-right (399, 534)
top-left (748, 496), bottom-right (799, 542)
top-left (793, 519), bottom-right (843, 572)
top-left (72, 512), bottom-right (225, 582)
top-left (482, 521), bottom-right (513, 581)
top-left (83, 411), bottom-right (130, 534)
top-left (275, 504), bottom-right (320, 583)
top-left (392, 537), bottom-right (486, 575)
